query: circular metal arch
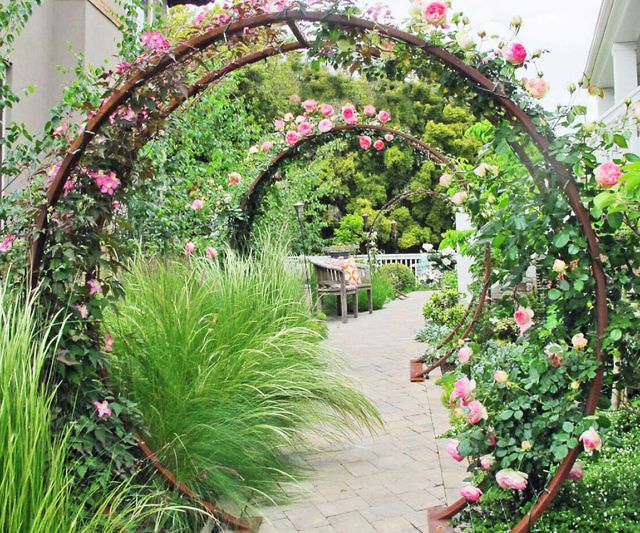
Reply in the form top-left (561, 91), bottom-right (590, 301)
top-left (28, 10), bottom-right (608, 533)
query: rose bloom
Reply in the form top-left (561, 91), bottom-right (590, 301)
top-left (568, 462), bottom-right (583, 480)
top-left (552, 259), bottom-right (567, 275)
top-left (359, 135), bottom-right (372, 150)
top-left (503, 42), bottom-right (527, 65)
top-left (496, 469), bottom-right (528, 491)
top-left (191, 199), bottom-right (204, 211)
top-left (456, 30), bottom-right (475, 50)
top-left (185, 242), bottom-right (196, 255)
top-left (298, 122), bottom-right (314, 136)
top-left (594, 161), bottom-right (622, 187)
top-left (374, 139), bottom-right (385, 151)
top-left (283, 112), bottom-right (294, 121)
top-left (249, 145), bottom-right (258, 154)
top-left (318, 119), bottom-right (334, 133)
top-left (460, 485), bottom-right (482, 502)
top-left (465, 400), bottom-right (488, 425)
top-left (572, 332), bottom-right (588, 350)
top-left (579, 427), bottom-right (602, 453)
top-left (494, 370), bottom-right (508, 384)
top-left (423, 1), bottom-right (447, 25)
top-left (321, 104), bottom-right (334, 117)
top-left (480, 454), bottom-right (496, 470)
top-left (521, 440), bottom-right (532, 451)
top-left (473, 162), bottom-right (498, 177)
top-left (451, 376), bottom-right (476, 403)
top-left (384, 133), bottom-right (394, 142)
top-left (274, 119), bottom-right (285, 131)
top-left (206, 246), bottom-right (218, 259)
top-left (289, 94), bottom-right (301, 104)
top-left (303, 99), bottom-right (318, 112)
top-left (514, 306), bottom-right (534, 335)
top-left (342, 104), bottom-right (357, 122)
top-left (451, 191), bottom-right (467, 206)
top-left (377, 110), bottom-right (391, 123)
top-left (458, 345), bottom-right (473, 363)
top-left (446, 439), bottom-right (464, 462)
top-left (524, 77), bottom-right (549, 99)
top-left (285, 130), bottom-right (300, 145)
top-left (104, 334), bottom-right (114, 352)
top-left (439, 173), bottom-right (453, 187)
top-left (261, 141), bottom-right (273, 151)
top-left (363, 104), bottom-right (376, 116)
top-left (228, 172), bottom-right (242, 186)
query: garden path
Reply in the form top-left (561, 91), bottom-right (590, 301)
top-left (259, 292), bottom-right (467, 532)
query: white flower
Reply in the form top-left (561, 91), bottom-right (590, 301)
top-left (456, 30), bottom-right (475, 50)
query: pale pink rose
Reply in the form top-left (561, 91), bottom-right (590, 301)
top-left (141, 31), bottom-right (170, 51)
top-left (439, 173), bottom-right (453, 187)
top-left (579, 427), bottom-right (602, 453)
top-left (93, 400), bottom-right (112, 418)
top-left (423, 1), bottom-right (447, 25)
top-left (521, 440), bottom-right (532, 451)
top-left (451, 377), bottom-right (476, 403)
top-left (503, 42), bottom-right (527, 65)
top-left (552, 259), bottom-right (567, 275)
top-left (87, 279), bottom-right (102, 296)
top-left (249, 145), bottom-right (258, 154)
top-left (298, 122), bottom-right (314, 136)
top-left (572, 333), bottom-right (588, 350)
top-left (206, 246), bottom-right (218, 259)
top-left (295, 115), bottom-right (306, 124)
top-left (289, 94), bottom-right (301, 104)
top-left (465, 400), bottom-right (488, 425)
top-left (384, 133), bottom-right (394, 142)
top-left (524, 77), bottom-right (549, 99)
top-left (496, 469), bottom-right (528, 491)
top-left (318, 119), bottom-right (334, 133)
top-left (458, 345), bottom-right (473, 363)
top-left (514, 306), bottom-right (534, 335)
top-left (456, 30), bottom-right (475, 50)
top-left (274, 119), bottom-right (286, 131)
top-left (494, 370), bottom-right (508, 384)
top-left (446, 439), bottom-right (464, 462)
top-left (364, 104), bottom-right (377, 116)
top-left (0, 233), bottom-right (16, 253)
top-left (321, 104), bottom-right (334, 117)
top-left (104, 334), bottom-right (114, 352)
top-left (303, 99), bottom-right (318, 112)
top-left (568, 462), bottom-right (583, 480)
top-left (283, 112), bottom-right (294, 121)
top-left (594, 162), bottom-right (622, 187)
top-left (480, 454), bottom-right (496, 470)
top-left (451, 191), bottom-right (467, 205)
top-left (359, 135), bottom-right (372, 150)
top-left (228, 172), bottom-right (242, 186)
top-left (185, 242), bottom-right (196, 255)
top-left (374, 139), bottom-right (385, 151)
top-left (261, 141), bottom-right (273, 151)
top-left (460, 485), bottom-right (482, 502)
top-left (377, 110), bottom-right (391, 123)
top-left (76, 304), bottom-right (89, 319)
top-left (191, 199), bottom-right (204, 211)
top-left (342, 104), bottom-right (356, 122)
top-left (285, 130), bottom-right (300, 145)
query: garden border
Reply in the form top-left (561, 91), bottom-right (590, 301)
top-left (27, 9), bottom-right (608, 533)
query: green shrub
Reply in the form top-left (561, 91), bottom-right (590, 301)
top-left (106, 240), bottom-right (380, 514)
top-left (439, 269), bottom-right (458, 291)
top-left (416, 320), bottom-right (452, 344)
top-left (422, 288), bottom-right (466, 328)
top-left (379, 263), bottom-right (416, 293)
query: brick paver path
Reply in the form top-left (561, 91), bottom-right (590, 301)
top-left (260, 292), bottom-right (467, 532)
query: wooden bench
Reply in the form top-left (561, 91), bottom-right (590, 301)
top-left (308, 257), bottom-right (372, 323)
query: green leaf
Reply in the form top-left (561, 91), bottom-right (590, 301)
top-left (553, 231), bottom-right (570, 249)
top-left (548, 288), bottom-right (562, 300)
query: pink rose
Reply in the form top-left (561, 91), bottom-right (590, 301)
top-left (359, 135), bottom-right (372, 150)
top-left (285, 130), bottom-right (300, 145)
top-left (206, 246), bottom-right (218, 259)
top-left (451, 191), bottom-right (467, 205)
top-left (423, 1), bottom-right (447, 25)
top-left (594, 162), bottom-right (622, 187)
top-left (283, 112), bottom-right (294, 121)
top-left (295, 115), bottom-right (306, 124)
top-left (303, 99), bottom-right (318, 112)
top-left (568, 462), bottom-right (583, 480)
top-left (249, 145), bottom-right (258, 154)
top-left (318, 119), bottom-right (334, 133)
top-left (458, 345), bottom-right (473, 363)
top-left (342, 104), bottom-right (357, 123)
top-left (87, 279), bottom-right (102, 296)
top-left (289, 94), bottom-right (301, 104)
top-left (384, 133), bottom-right (394, 142)
top-left (274, 119), bottom-right (285, 131)
top-left (451, 377), bottom-right (476, 403)
top-left (460, 485), bottom-right (482, 502)
top-left (377, 110), bottom-right (391, 123)
top-left (446, 439), bottom-right (464, 462)
top-left (321, 104), bottom-right (334, 117)
top-left (364, 104), bottom-right (376, 116)
top-left (191, 199), bottom-right (204, 211)
top-left (298, 122), bottom-right (313, 136)
top-left (93, 400), bottom-right (112, 419)
top-left (228, 172), bottom-right (242, 186)
top-left (572, 333), bottom-right (588, 350)
top-left (503, 42), bottom-right (527, 65)
top-left (524, 77), bottom-right (549, 99)
top-left (374, 139), bottom-right (385, 151)
top-left (579, 427), bottom-right (602, 453)
top-left (0, 233), bottom-right (16, 253)
top-left (261, 141), bottom-right (273, 151)
top-left (480, 454), bottom-right (495, 470)
top-left (439, 173), bottom-right (452, 187)
top-left (185, 242), bottom-right (196, 255)
top-left (465, 400), bottom-right (488, 425)
top-left (104, 334), bottom-right (114, 352)
top-left (514, 306), bottom-right (534, 335)
top-left (496, 469), bottom-right (528, 491)
top-left (494, 370), bottom-right (508, 384)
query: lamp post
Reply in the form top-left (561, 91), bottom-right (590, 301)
top-left (362, 212), bottom-right (371, 265)
top-left (391, 220), bottom-right (398, 254)
top-left (293, 202), bottom-right (312, 300)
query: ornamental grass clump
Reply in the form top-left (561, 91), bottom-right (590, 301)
top-left (106, 240), bottom-right (380, 514)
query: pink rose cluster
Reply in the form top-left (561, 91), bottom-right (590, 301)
top-left (448, 376), bottom-right (487, 426)
top-left (496, 469), bottom-right (528, 491)
top-left (423, 2), bottom-right (447, 26)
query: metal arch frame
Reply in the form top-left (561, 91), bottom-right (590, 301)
top-left (27, 10), bottom-right (608, 533)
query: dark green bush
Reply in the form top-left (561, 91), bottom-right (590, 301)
top-left (422, 288), bottom-right (466, 328)
top-left (379, 263), bottom-right (416, 293)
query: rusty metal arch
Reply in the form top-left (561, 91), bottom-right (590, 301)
top-left (29, 9), bottom-right (608, 533)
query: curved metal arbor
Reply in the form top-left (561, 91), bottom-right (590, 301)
top-left (29, 10), bottom-right (608, 533)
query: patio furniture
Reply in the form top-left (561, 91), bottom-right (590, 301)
top-left (309, 257), bottom-right (373, 323)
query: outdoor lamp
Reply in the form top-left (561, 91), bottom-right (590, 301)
top-left (293, 201), bottom-right (304, 226)
top-left (391, 220), bottom-right (397, 235)
top-left (362, 212), bottom-right (369, 231)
